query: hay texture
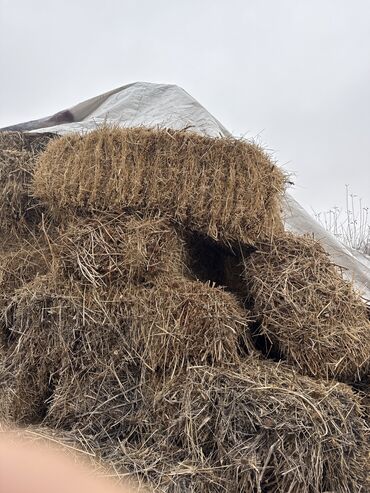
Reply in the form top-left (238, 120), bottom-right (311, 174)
top-left (243, 233), bottom-right (370, 382)
top-left (0, 240), bottom-right (51, 297)
top-left (0, 132), bottom-right (56, 236)
top-left (53, 213), bottom-right (188, 288)
top-left (33, 127), bottom-right (286, 244)
top-left (85, 359), bottom-right (369, 493)
top-left (1, 128), bottom-right (369, 493)
top-left (1, 275), bottom-right (253, 427)
top-left (0, 149), bottom-right (41, 235)
top-left (0, 131), bottom-right (56, 154)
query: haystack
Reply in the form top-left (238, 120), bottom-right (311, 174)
top-left (51, 358), bottom-right (369, 493)
top-left (138, 359), bottom-right (369, 493)
top-left (1, 127), bottom-right (369, 493)
top-left (243, 233), bottom-right (370, 382)
top-left (53, 213), bottom-right (188, 287)
top-left (1, 274), bottom-right (253, 428)
top-left (33, 127), bottom-right (286, 244)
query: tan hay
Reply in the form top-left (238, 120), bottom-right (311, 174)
top-left (1, 128), bottom-right (369, 492)
top-left (0, 239), bottom-right (51, 297)
top-left (243, 233), bottom-right (370, 382)
top-left (42, 277), bottom-right (253, 445)
top-left (0, 131), bottom-right (56, 154)
top-left (53, 212), bottom-right (188, 288)
top-left (0, 131), bottom-right (56, 237)
top-left (91, 358), bottom-right (369, 493)
top-left (1, 275), bottom-right (253, 426)
top-left (122, 278), bottom-right (254, 375)
top-left (0, 238), bottom-right (53, 352)
top-left (33, 127), bottom-right (286, 244)
top-left (0, 149), bottom-right (41, 235)
top-left (0, 277), bottom-right (67, 423)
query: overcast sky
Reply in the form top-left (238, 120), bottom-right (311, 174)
top-left (0, 0), bottom-right (369, 214)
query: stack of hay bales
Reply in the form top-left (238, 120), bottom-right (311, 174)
top-left (0, 127), bottom-right (369, 492)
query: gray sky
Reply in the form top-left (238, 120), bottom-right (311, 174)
top-left (0, 0), bottom-right (369, 213)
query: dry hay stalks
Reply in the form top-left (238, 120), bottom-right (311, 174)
top-left (243, 233), bottom-right (370, 383)
top-left (1, 274), bottom-right (253, 429)
top-left (32, 126), bottom-right (286, 244)
top-left (0, 237), bottom-right (52, 297)
top-left (0, 131), bottom-right (57, 154)
top-left (0, 131), bottom-right (56, 238)
top-left (86, 358), bottom-right (369, 493)
top-left (0, 148), bottom-right (41, 235)
top-left (43, 277), bottom-right (253, 447)
top-left (0, 234), bottom-right (54, 352)
top-left (53, 212), bottom-right (189, 288)
top-left (100, 442), bottom-right (225, 493)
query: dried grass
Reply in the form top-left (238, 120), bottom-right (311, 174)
top-left (1, 275), bottom-right (253, 426)
top-left (243, 233), bottom-right (370, 382)
top-left (0, 239), bottom-right (51, 296)
top-left (0, 131), bottom-right (56, 154)
top-left (0, 149), bottom-right (41, 234)
top-left (64, 359), bottom-right (369, 493)
top-left (0, 237), bottom-right (52, 353)
top-left (53, 212), bottom-right (188, 288)
top-left (0, 131), bottom-right (56, 236)
top-left (1, 129), bottom-right (369, 492)
top-left (33, 127), bottom-right (286, 244)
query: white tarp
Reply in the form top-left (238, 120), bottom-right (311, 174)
top-left (1, 82), bottom-right (369, 300)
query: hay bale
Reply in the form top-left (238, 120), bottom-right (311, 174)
top-left (33, 127), bottom-right (286, 244)
top-left (243, 234), bottom-right (370, 382)
top-left (44, 278), bottom-right (253, 440)
top-left (1, 276), bottom-right (253, 427)
top-left (124, 278), bottom-right (254, 375)
top-left (0, 277), bottom-right (68, 423)
top-left (125, 358), bottom-right (367, 493)
top-left (54, 213), bottom-right (188, 287)
top-left (0, 238), bottom-right (52, 354)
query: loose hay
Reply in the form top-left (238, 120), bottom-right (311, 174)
top-left (0, 239), bottom-right (51, 297)
top-left (1, 275), bottom-right (253, 427)
top-left (0, 131), bottom-right (56, 237)
top-left (33, 127), bottom-right (286, 244)
top-left (243, 233), bottom-right (370, 382)
top-left (53, 213), bottom-right (188, 288)
top-left (0, 149), bottom-right (41, 235)
top-left (95, 359), bottom-right (369, 493)
top-left (1, 126), bottom-right (369, 493)
top-left (0, 131), bottom-right (56, 154)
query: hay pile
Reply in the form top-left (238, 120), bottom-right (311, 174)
top-left (243, 234), bottom-right (370, 382)
top-left (0, 127), bottom-right (369, 492)
top-left (116, 359), bottom-right (367, 493)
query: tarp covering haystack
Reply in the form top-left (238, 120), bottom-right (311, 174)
top-left (0, 83), bottom-right (369, 492)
